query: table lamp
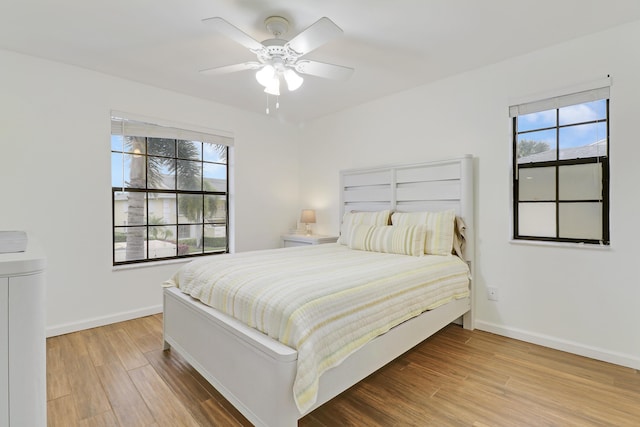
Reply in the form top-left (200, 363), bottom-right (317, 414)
top-left (300, 209), bottom-right (316, 236)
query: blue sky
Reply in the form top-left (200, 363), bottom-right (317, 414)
top-left (517, 99), bottom-right (607, 150)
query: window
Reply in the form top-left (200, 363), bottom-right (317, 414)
top-left (510, 84), bottom-right (610, 245)
top-left (111, 115), bottom-right (232, 265)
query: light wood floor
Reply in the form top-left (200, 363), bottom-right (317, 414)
top-left (47, 314), bottom-right (640, 426)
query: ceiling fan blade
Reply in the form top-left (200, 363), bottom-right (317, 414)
top-left (200, 62), bottom-right (262, 75)
top-left (285, 17), bottom-right (343, 56)
top-left (202, 17), bottom-right (264, 51)
top-left (295, 60), bottom-right (354, 80)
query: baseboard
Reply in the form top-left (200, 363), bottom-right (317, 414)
top-left (475, 320), bottom-right (640, 370)
top-left (46, 304), bottom-right (163, 337)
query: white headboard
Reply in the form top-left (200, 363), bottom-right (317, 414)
top-left (339, 155), bottom-right (474, 262)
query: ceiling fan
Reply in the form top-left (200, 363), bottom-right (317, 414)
top-left (200, 15), bottom-right (354, 98)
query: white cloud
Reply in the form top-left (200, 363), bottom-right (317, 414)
top-left (521, 109), bottom-right (555, 125)
top-left (560, 104), bottom-right (598, 124)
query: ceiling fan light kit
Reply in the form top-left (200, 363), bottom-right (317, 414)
top-left (202, 15), bottom-right (354, 113)
top-left (255, 57), bottom-right (303, 96)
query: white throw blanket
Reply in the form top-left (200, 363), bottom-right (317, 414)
top-left (165, 243), bottom-right (470, 413)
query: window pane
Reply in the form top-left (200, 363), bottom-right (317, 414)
top-left (148, 226), bottom-right (177, 259)
top-left (178, 194), bottom-right (202, 224)
top-left (178, 225), bottom-right (203, 255)
top-left (126, 153), bottom-right (146, 189)
top-left (516, 129), bottom-right (556, 162)
top-left (203, 144), bottom-right (227, 163)
top-left (516, 109), bottom-right (556, 133)
top-left (559, 100), bottom-right (606, 126)
top-left (559, 122), bottom-right (607, 160)
top-left (177, 160), bottom-right (202, 191)
top-left (518, 166), bottom-right (555, 201)
top-left (148, 138), bottom-right (175, 157)
top-left (111, 153), bottom-right (124, 188)
top-left (204, 224), bottom-right (227, 253)
top-left (559, 202), bottom-right (602, 240)
top-left (205, 195), bottom-right (226, 223)
top-left (124, 136), bottom-right (146, 155)
top-left (114, 192), bottom-right (147, 226)
top-left (148, 193), bottom-right (175, 224)
top-left (203, 163), bottom-right (227, 191)
top-left (518, 202), bottom-right (556, 238)
top-left (114, 227), bottom-right (131, 263)
top-left (148, 158), bottom-right (175, 189)
top-left (559, 163), bottom-right (602, 200)
top-left (177, 140), bottom-right (201, 160)
top-left (115, 226), bottom-right (146, 262)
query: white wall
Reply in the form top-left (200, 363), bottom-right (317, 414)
top-left (0, 49), bottom-right (300, 335)
top-left (300, 21), bottom-right (640, 368)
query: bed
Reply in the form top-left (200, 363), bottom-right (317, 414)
top-left (163, 155), bottom-right (475, 426)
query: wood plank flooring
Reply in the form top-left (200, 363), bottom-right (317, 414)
top-left (47, 315), bottom-right (640, 426)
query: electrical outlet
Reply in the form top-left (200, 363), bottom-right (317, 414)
top-left (487, 287), bottom-right (499, 301)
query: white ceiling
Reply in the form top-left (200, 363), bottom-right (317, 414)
top-left (2, 0), bottom-right (640, 124)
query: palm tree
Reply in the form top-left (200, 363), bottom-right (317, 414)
top-left (148, 214), bottom-right (174, 240)
top-left (178, 181), bottom-right (220, 249)
top-left (124, 136), bottom-right (146, 261)
top-left (178, 145), bottom-right (227, 248)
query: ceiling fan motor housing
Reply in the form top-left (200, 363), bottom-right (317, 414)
top-left (257, 39), bottom-right (299, 68)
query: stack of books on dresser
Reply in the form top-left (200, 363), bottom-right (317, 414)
top-left (0, 231), bottom-right (28, 253)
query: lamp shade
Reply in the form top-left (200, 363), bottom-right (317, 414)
top-left (256, 65), bottom-right (275, 87)
top-left (284, 69), bottom-right (304, 91)
top-left (263, 76), bottom-right (280, 96)
top-left (300, 209), bottom-right (316, 224)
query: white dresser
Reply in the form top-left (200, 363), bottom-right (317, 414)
top-left (0, 238), bottom-right (46, 427)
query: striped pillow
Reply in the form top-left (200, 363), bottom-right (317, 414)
top-left (391, 210), bottom-right (456, 255)
top-left (348, 225), bottom-right (426, 257)
top-left (337, 210), bottom-right (391, 245)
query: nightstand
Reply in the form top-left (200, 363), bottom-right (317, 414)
top-left (281, 234), bottom-right (339, 247)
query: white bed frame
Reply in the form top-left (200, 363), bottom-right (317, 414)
top-left (163, 155), bottom-right (475, 426)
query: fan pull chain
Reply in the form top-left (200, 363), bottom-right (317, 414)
top-left (265, 94), bottom-right (282, 114)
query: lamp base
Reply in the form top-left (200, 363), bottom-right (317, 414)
top-left (305, 223), bottom-right (312, 236)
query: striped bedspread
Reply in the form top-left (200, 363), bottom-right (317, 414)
top-left (165, 243), bottom-right (470, 413)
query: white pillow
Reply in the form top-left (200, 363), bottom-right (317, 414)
top-left (391, 210), bottom-right (456, 255)
top-left (348, 224), bottom-right (426, 257)
top-left (337, 210), bottom-right (391, 245)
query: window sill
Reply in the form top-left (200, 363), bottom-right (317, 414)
top-left (509, 239), bottom-right (612, 251)
top-left (112, 257), bottom-right (195, 271)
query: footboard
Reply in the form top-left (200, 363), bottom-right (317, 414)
top-left (163, 287), bottom-right (300, 427)
top-left (163, 287), bottom-right (471, 426)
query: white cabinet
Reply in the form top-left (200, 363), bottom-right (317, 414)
top-left (0, 239), bottom-right (46, 427)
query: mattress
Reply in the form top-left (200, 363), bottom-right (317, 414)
top-left (165, 243), bottom-right (470, 413)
